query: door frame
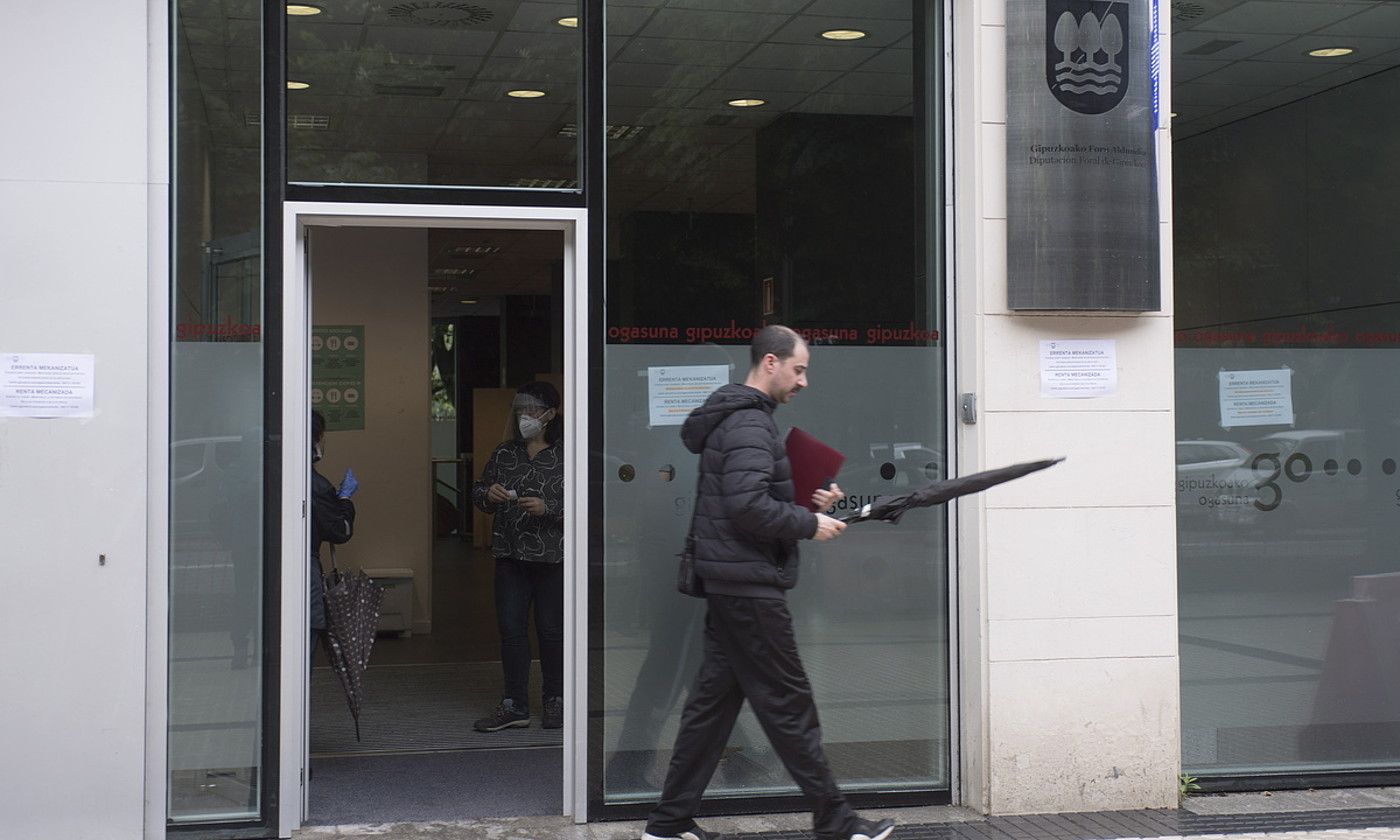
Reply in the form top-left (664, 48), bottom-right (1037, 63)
top-left (278, 202), bottom-right (590, 837)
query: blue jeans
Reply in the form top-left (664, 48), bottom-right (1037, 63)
top-left (495, 557), bottom-right (564, 710)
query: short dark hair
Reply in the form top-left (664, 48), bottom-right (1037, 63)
top-left (749, 325), bottom-right (804, 369)
top-left (311, 409), bottom-right (326, 444)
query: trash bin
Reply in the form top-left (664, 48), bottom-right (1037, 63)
top-left (363, 568), bottom-right (415, 637)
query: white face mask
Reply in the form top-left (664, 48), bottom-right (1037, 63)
top-left (518, 412), bottom-right (551, 440)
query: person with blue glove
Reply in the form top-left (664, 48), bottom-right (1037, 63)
top-left (338, 467), bottom-right (358, 500)
top-left (310, 410), bottom-right (356, 658)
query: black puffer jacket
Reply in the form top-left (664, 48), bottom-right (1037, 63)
top-left (681, 383), bottom-right (818, 599)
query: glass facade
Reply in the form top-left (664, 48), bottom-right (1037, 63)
top-left (600, 0), bottom-right (948, 805)
top-left (1174, 4), bottom-right (1400, 780)
top-left (168, 0), bottom-right (948, 831)
top-left (285, 0), bottom-right (582, 188)
top-left (170, 0), bottom-right (267, 823)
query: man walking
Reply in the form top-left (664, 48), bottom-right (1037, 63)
top-left (643, 326), bottom-right (895, 840)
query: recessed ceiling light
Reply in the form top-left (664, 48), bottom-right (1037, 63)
top-left (727, 98), bottom-right (766, 107)
top-left (507, 89), bottom-right (547, 98)
top-left (1308, 47), bottom-right (1354, 57)
top-left (458, 299), bottom-right (478, 304)
top-left (1169, 111), bottom-right (1177, 118)
top-left (287, 80), bottom-right (311, 90)
top-left (556, 16), bottom-right (579, 27)
top-left (286, 3), bottom-right (322, 15)
top-left (821, 29), bottom-right (867, 41)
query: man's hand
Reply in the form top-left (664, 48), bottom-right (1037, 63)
top-left (810, 482), bottom-right (844, 511)
top-left (486, 483), bottom-right (512, 504)
top-left (812, 513), bottom-right (846, 541)
top-left (517, 496), bottom-right (548, 516)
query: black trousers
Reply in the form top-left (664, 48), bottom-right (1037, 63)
top-left (495, 557), bottom-right (564, 708)
top-left (646, 594), bottom-right (855, 840)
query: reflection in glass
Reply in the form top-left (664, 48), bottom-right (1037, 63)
top-left (602, 1), bottom-right (946, 804)
top-left (1176, 64), bottom-right (1400, 777)
top-left (285, 0), bottom-right (581, 188)
top-left (169, 0), bottom-right (264, 823)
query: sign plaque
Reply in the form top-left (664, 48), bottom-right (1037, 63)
top-left (1007, 0), bottom-right (1161, 311)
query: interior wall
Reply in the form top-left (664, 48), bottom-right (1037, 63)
top-left (312, 227), bottom-right (433, 633)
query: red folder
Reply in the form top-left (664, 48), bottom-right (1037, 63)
top-left (786, 427), bottom-right (845, 511)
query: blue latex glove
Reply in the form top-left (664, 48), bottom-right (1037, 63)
top-left (338, 467), bottom-right (359, 499)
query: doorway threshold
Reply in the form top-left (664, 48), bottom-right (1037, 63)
top-left (306, 747), bottom-right (562, 826)
top-left (295, 804), bottom-right (973, 839)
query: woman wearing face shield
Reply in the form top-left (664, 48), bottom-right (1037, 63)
top-left (470, 381), bottom-right (565, 732)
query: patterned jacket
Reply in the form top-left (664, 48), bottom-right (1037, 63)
top-left (471, 439), bottom-right (564, 564)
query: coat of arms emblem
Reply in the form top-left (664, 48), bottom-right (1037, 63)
top-left (1046, 0), bottom-right (1129, 114)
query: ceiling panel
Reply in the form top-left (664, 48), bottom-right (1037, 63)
top-left (1173, 81), bottom-right (1284, 107)
top-left (1192, 59), bottom-right (1340, 86)
top-left (608, 60), bottom-right (727, 88)
top-left (637, 8), bottom-right (789, 42)
top-left (769, 16), bottom-right (908, 48)
top-left (1246, 34), bottom-right (1400, 63)
top-left (820, 71), bottom-right (914, 98)
top-left (615, 36), bottom-right (754, 66)
top-left (361, 26), bottom-right (500, 55)
top-left (796, 92), bottom-right (909, 115)
top-left (856, 48), bottom-right (913, 74)
top-left (1172, 30), bottom-right (1296, 61)
top-left (806, 0), bottom-right (911, 21)
top-left (507, 2), bottom-right (580, 32)
top-left (713, 67), bottom-right (844, 93)
top-left (1173, 57), bottom-right (1233, 83)
top-left (740, 42), bottom-right (880, 72)
top-left (666, 0), bottom-right (810, 12)
top-left (1191, 1), bottom-right (1372, 35)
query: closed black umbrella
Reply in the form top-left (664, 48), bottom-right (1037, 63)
top-left (838, 458), bottom-right (1065, 524)
top-left (321, 563), bottom-right (385, 741)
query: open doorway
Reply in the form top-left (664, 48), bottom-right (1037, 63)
top-left (299, 223), bottom-right (570, 825)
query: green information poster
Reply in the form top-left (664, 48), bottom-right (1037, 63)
top-left (311, 325), bottom-right (365, 431)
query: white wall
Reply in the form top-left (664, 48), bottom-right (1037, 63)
top-left (954, 0), bottom-right (1180, 814)
top-left (311, 227), bottom-right (434, 632)
top-left (0, 1), bottom-right (162, 838)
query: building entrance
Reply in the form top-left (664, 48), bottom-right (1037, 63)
top-left (278, 205), bottom-right (589, 836)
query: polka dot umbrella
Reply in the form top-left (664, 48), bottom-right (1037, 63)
top-left (321, 557), bottom-right (386, 741)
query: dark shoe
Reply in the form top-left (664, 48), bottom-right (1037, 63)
top-left (642, 826), bottom-right (720, 840)
top-left (844, 818), bottom-right (894, 840)
top-left (473, 700), bottom-right (530, 732)
top-left (542, 695), bottom-right (564, 729)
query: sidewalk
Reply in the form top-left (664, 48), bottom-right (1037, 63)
top-left (295, 788), bottom-right (1400, 840)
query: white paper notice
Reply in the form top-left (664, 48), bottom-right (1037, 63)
top-left (1039, 340), bottom-right (1118, 398)
top-left (1, 353), bottom-right (96, 418)
top-left (1219, 368), bottom-right (1294, 428)
top-left (648, 365), bottom-right (729, 426)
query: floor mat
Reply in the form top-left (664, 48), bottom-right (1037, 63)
top-left (311, 661), bottom-right (564, 755)
top-left (306, 748), bottom-right (562, 825)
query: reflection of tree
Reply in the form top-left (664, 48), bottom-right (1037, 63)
top-left (431, 322), bottom-right (456, 420)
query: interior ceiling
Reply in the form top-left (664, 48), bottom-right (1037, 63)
top-left (426, 228), bottom-right (562, 311)
top-left (177, 1), bottom-right (1400, 221)
top-left (180, 0), bottom-right (914, 211)
top-left (1172, 0), bottom-right (1400, 138)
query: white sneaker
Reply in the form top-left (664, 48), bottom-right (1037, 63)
top-left (845, 817), bottom-right (895, 840)
top-left (641, 826), bottom-right (720, 840)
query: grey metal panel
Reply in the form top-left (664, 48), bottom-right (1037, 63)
top-left (1006, 0), bottom-right (1161, 311)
